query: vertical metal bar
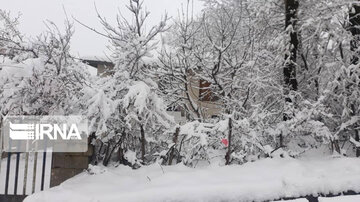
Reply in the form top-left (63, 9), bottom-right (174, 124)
top-left (0, 117), bottom-right (3, 179)
top-left (32, 152), bottom-right (38, 194)
top-left (0, 149), bottom-right (3, 192)
top-left (0, 151), bottom-right (2, 192)
top-left (40, 151), bottom-right (46, 191)
top-left (14, 152), bottom-right (20, 195)
top-left (5, 152), bottom-right (11, 195)
top-left (23, 152), bottom-right (29, 195)
top-left (40, 138), bottom-right (48, 191)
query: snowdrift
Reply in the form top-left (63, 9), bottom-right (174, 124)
top-left (24, 157), bottom-right (360, 202)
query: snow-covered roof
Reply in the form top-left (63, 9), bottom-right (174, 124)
top-left (80, 55), bottom-right (114, 63)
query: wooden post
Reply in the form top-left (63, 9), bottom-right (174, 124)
top-left (140, 125), bottom-right (146, 163)
top-left (225, 118), bottom-right (232, 165)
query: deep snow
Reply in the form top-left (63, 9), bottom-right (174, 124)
top-left (24, 156), bottom-right (360, 202)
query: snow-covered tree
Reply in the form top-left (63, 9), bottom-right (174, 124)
top-left (85, 0), bottom-right (174, 166)
top-left (0, 13), bottom-right (93, 119)
top-left (158, 1), bottom-right (205, 120)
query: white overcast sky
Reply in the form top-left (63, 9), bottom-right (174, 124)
top-left (2, 0), bottom-right (203, 58)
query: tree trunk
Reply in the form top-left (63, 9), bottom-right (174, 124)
top-left (331, 139), bottom-right (341, 154)
top-left (281, 0), bottom-right (299, 147)
top-left (284, 0), bottom-right (299, 92)
top-left (355, 130), bottom-right (360, 157)
top-left (349, 3), bottom-right (360, 64)
top-left (349, 3), bottom-right (360, 157)
top-left (140, 124), bottom-right (146, 162)
top-left (169, 127), bottom-right (180, 165)
top-left (225, 118), bottom-right (232, 165)
top-left (102, 143), bottom-right (111, 166)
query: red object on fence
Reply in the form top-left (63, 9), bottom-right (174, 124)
top-left (221, 139), bottom-right (228, 147)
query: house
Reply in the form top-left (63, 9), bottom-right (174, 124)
top-left (81, 57), bottom-right (115, 77)
top-left (81, 58), bottom-right (221, 121)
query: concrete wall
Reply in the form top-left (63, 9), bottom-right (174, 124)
top-left (50, 146), bottom-right (93, 187)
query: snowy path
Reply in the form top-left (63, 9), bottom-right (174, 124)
top-left (24, 157), bottom-right (360, 202)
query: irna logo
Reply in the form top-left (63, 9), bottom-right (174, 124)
top-left (2, 116), bottom-right (88, 152)
top-left (9, 122), bottom-right (82, 140)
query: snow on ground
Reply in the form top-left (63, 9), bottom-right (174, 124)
top-left (24, 156), bottom-right (360, 202)
top-left (272, 199), bottom-right (308, 202)
top-left (319, 195), bottom-right (360, 202)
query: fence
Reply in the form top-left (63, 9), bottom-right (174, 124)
top-left (0, 151), bottom-right (52, 202)
top-left (0, 149), bottom-right (92, 202)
